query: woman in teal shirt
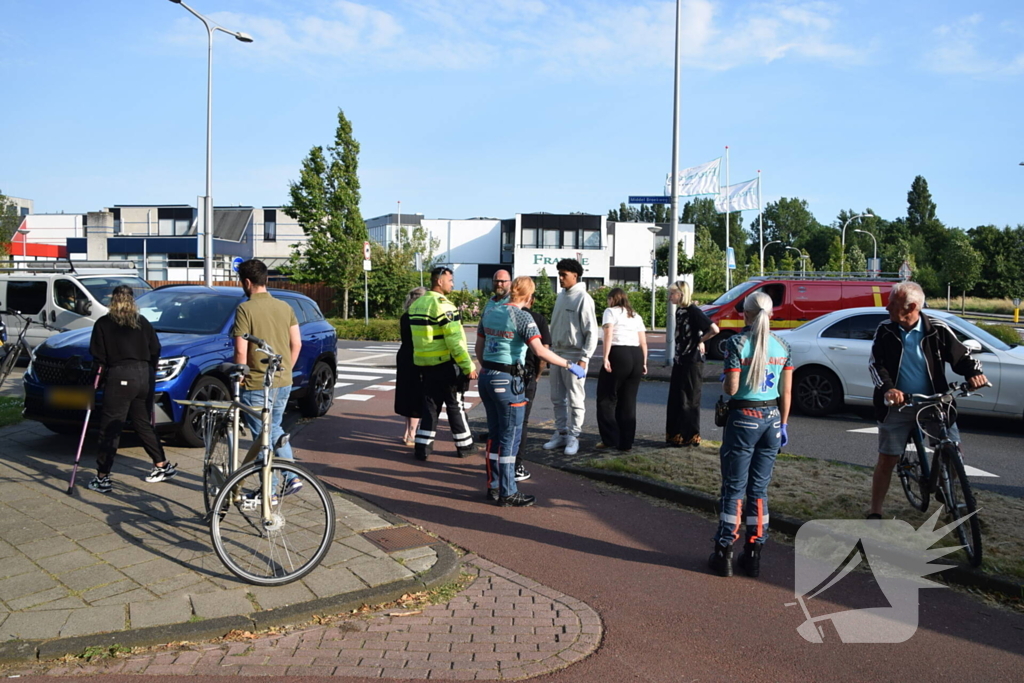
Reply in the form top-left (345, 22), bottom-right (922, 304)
top-left (710, 291), bottom-right (793, 578)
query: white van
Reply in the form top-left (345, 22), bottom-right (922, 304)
top-left (0, 261), bottom-right (153, 350)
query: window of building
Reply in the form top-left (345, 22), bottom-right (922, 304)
top-left (6, 281), bottom-right (47, 315)
top-left (521, 228), bottom-right (537, 248)
top-left (158, 207), bottom-right (193, 236)
top-left (542, 229), bottom-right (560, 248)
top-left (583, 230), bottom-right (601, 249)
top-left (264, 209), bottom-right (277, 242)
top-left (563, 230), bottom-right (578, 249)
top-left (582, 277), bottom-right (604, 291)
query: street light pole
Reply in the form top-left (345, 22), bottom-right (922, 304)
top-left (169, 0), bottom-right (252, 286)
top-left (648, 224), bottom-right (660, 331)
top-left (853, 228), bottom-right (877, 276)
top-left (840, 212), bottom-right (873, 277)
top-left (784, 246), bottom-right (806, 277)
top-left (16, 228), bottom-right (30, 260)
top-left (760, 239), bottom-right (781, 273)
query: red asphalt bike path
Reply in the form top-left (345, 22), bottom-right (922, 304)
top-left (285, 386), bottom-right (1024, 682)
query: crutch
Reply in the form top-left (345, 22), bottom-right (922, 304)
top-left (67, 367), bottom-right (102, 496)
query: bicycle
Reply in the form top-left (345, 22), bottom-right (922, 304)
top-left (894, 382), bottom-right (986, 567)
top-left (176, 333), bottom-right (336, 586)
top-left (0, 310), bottom-right (66, 388)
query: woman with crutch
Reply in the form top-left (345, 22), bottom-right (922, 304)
top-left (709, 291), bottom-right (792, 578)
top-left (86, 285), bottom-right (177, 493)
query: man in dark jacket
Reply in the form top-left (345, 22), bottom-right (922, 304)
top-left (867, 281), bottom-right (988, 518)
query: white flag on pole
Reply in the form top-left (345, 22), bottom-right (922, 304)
top-left (715, 177), bottom-right (759, 213)
top-left (666, 157), bottom-right (721, 197)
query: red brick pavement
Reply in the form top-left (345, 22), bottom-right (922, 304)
top-left (4, 555), bottom-right (602, 680)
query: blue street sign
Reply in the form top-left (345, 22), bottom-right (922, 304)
top-left (232, 256), bottom-right (244, 273)
top-left (628, 195), bottom-right (672, 204)
top-left (727, 247), bottom-right (736, 270)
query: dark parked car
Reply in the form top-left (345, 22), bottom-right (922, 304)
top-left (23, 285), bottom-right (338, 446)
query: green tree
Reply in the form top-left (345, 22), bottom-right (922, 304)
top-left (531, 268), bottom-right (556, 321)
top-left (905, 175), bottom-right (947, 265)
top-left (350, 225), bottom-right (440, 318)
top-left (0, 189), bottom-right (20, 256)
top-left (969, 224), bottom-right (1024, 298)
top-left (939, 231), bottom-right (982, 309)
top-left (689, 224), bottom-right (726, 292)
top-left (681, 197), bottom-right (745, 261)
top-left (283, 109), bottom-right (368, 318)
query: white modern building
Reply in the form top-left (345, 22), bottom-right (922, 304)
top-left (368, 211), bottom-right (695, 293)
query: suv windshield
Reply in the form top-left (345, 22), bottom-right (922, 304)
top-left (79, 276), bottom-right (153, 306)
top-left (138, 290), bottom-right (243, 335)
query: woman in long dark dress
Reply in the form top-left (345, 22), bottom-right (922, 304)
top-left (395, 287), bottom-right (427, 445)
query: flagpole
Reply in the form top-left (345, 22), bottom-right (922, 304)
top-left (724, 145), bottom-right (731, 290)
top-left (666, 0), bottom-right (681, 366)
top-left (757, 169), bottom-right (763, 277)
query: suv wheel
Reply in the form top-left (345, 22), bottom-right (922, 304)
top-left (177, 375), bottom-right (229, 447)
top-left (301, 361), bottom-right (335, 417)
top-left (794, 367), bottom-right (843, 416)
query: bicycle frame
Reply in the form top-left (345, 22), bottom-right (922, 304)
top-left (1, 310), bottom-right (62, 386)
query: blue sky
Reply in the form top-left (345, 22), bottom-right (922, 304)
top-left (2, 0), bottom-right (1022, 234)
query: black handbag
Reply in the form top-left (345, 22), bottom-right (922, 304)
top-left (714, 395), bottom-right (730, 427)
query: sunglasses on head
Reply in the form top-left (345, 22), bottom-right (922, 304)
top-left (431, 266), bottom-right (452, 277)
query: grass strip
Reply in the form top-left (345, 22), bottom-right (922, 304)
top-left (0, 396), bottom-right (23, 429)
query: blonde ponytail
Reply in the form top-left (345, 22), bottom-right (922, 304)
top-left (743, 292), bottom-right (773, 391)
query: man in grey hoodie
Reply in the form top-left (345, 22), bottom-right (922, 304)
top-left (543, 258), bottom-right (598, 456)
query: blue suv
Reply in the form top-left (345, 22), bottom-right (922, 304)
top-left (22, 285), bottom-right (338, 447)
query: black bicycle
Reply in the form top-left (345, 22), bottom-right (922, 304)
top-left (895, 382), bottom-right (986, 567)
top-left (0, 310), bottom-right (65, 388)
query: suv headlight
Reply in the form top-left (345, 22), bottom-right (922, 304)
top-left (155, 356), bottom-right (188, 382)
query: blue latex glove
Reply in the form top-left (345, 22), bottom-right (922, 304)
top-left (567, 362), bottom-right (586, 379)
top-left (780, 423), bottom-right (789, 448)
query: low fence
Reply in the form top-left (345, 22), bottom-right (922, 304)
top-left (148, 280), bottom-right (338, 314)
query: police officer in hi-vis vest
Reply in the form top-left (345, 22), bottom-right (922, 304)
top-left (408, 266), bottom-right (479, 461)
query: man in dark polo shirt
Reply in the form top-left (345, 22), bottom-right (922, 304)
top-left (231, 259), bottom-right (303, 492)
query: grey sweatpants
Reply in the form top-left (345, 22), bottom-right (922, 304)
top-left (549, 353), bottom-right (587, 437)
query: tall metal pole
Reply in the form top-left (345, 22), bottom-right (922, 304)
top-left (724, 145), bottom-right (731, 291)
top-left (397, 200), bottom-right (401, 248)
top-left (666, 0), bottom-right (681, 365)
top-left (757, 169), bottom-right (763, 276)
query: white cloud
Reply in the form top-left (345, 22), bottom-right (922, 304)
top-left (160, 0), bottom-right (871, 77)
top-left (924, 14), bottom-right (1024, 77)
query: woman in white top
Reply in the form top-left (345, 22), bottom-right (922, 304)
top-left (596, 287), bottom-right (648, 450)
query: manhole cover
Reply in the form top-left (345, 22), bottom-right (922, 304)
top-left (362, 526), bottom-right (438, 553)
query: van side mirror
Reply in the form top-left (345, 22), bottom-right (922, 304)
top-left (964, 339), bottom-right (982, 352)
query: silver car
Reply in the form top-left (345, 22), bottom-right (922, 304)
top-left (777, 307), bottom-right (1024, 419)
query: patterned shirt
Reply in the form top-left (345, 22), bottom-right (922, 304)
top-left (478, 303), bottom-right (541, 367)
top-left (724, 330), bottom-right (794, 401)
top-left (674, 304), bottom-right (713, 364)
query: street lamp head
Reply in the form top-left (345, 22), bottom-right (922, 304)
top-left (168, 0), bottom-right (182, 3)
top-left (647, 225), bottom-right (660, 235)
top-left (235, 31), bottom-right (254, 42)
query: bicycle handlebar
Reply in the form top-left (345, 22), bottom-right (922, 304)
top-left (891, 381), bottom-right (992, 409)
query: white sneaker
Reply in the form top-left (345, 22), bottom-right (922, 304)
top-left (543, 433), bottom-right (567, 450)
top-left (563, 436), bottom-right (580, 456)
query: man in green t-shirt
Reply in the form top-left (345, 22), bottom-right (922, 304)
top-left (231, 259), bottom-right (303, 492)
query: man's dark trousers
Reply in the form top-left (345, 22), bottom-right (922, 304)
top-left (415, 360), bottom-right (475, 460)
top-left (514, 373), bottom-right (538, 467)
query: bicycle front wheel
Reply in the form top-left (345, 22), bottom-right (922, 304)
top-left (897, 430), bottom-right (930, 512)
top-left (210, 461), bottom-right (336, 586)
top-left (939, 445), bottom-right (982, 567)
top-left (0, 347), bottom-right (19, 387)
top-left (202, 412), bottom-right (232, 515)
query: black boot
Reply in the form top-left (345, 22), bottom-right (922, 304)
top-left (708, 542), bottom-right (733, 577)
top-left (738, 542), bottom-right (761, 578)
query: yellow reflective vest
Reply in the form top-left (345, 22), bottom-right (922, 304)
top-left (408, 291), bottom-right (474, 374)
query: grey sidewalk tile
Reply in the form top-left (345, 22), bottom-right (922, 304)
top-left (101, 545), bottom-right (161, 569)
top-left (7, 586), bottom-right (71, 611)
top-left (339, 534), bottom-right (389, 558)
top-left (302, 567), bottom-right (367, 599)
top-left (81, 578), bottom-right (142, 604)
top-left (319, 542), bottom-right (362, 568)
top-left (404, 553), bottom-right (439, 574)
top-left (191, 588), bottom-right (255, 620)
top-left (0, 522), bottom-right (53, 546)
top-left (149, 573), bottom-right (212, 598)
top-left (337, 511), bottom-right (392, 533)
top-left (0, 572), bottom-right (59, 603)
top-left (1, 609), bottom-right (70, 640)
top-left (391, 547), bottom-right (437, 563)
top-left (249, 582), bottom-right (317, 611)
top-left (27, 596), bottom-right (88, 611)
top-left (93, 587), bottom-right (156, 607)
top-left (78, 533), bottom-right (131, 555)
top-left (130, 596), bottom-right (193, 629)
top-left (60, 604), bottom-right (127, 637)
top-left (0, 540), bottom-right (18, 559)
top-left (60, 521), bottom-right (118, 540)
top-left (346, 556), bottom-right (415, 588)
top-left (0, 555), bottom-right (38, 580)
top-left (17, 537), bottom-right (80, 561)
top-left (60, 565), bottom-right (123, 593)
top-left (37, 550), bottom-right (102, 575)
top-left (120, 558), bottom-right (191, 584)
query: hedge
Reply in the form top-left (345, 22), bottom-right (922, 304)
top-left (329, 318), bottom-right (401, 342)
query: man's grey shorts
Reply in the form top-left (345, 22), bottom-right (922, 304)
top-left (878, 407), bottom-right (960, 456)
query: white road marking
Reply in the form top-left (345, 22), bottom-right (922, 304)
top-left (336, 365), bottom-right (398, 374)
top-left (336, 373), bottom-right (382, 381)
top-left (342, 352), bottom-right (393, 362)
top-left (333, 381), bottom-right (353, 388)
top-left (336, 394), bottom-right (374, 401)
top-left (464, 391), bottom-right (480, 398)
top-left (964, 465), bottom-right (1000, 478)
top-left (438, 404), bottom-right (474, 419)
top-left (366, 385), bottom-right (395, 391)
top-left (848, 426), bottom-right (879, 434)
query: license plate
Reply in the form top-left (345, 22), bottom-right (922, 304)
top-left (47, 387), bottom-right (95, 410)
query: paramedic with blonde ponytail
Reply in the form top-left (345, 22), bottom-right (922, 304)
top-left (708, 292), bottom-right (792, 579)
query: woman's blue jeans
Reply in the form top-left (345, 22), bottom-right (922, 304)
top-left (714, 406), bottom-right (781, 547)
top-left (479, 369), bottom-right (525, 498)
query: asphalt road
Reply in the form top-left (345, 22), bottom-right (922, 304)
top-left (335, 339), bottom-right (1024, 500)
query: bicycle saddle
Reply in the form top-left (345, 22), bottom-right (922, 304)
top-left (216, 362), bottom-right (251, 377)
